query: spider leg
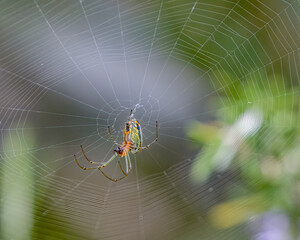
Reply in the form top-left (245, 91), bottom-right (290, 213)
top-left (80, 145), bottom-right (102, 165)
top-left (100, 153), bottom-right (118, 168)
top-left (74, 154), bottom-right (101, 170)
top-left (74, 152), bottom-right (117, 170)
top-left (127, 153), bottom-right (132, 172)
top-left (99, 161), bottom-right (129, 182)
top-left (141, 120), bottom-right (158, 149)
top-left (118, 157), bottom-right (132, 177)
top-left (125, 154), bottom-right (129, 173)
top-left (118, 160), bottom-right (130, 176)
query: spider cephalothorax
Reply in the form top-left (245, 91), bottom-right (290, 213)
top-left (113, 144), bottom-right (131, 157)
top-left (74, 109), bottom-right (158, 182)
top-left (114, 147), bottom-right (122, 154)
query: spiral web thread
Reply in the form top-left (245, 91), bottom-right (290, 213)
top-left (0, 0), bottom-right (299, 239)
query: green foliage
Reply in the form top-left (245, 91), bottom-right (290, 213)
top-left (1, 126), bottom-right (35, 240)
top-left (188, 71), bottom-right (300, 232)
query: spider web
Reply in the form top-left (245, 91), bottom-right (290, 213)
top-left (0, 0), bottom-right (299, 239)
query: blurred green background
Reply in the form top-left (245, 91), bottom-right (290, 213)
top-left (0, 0), bottom-right (299, 239)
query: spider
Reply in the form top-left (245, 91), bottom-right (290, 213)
top-left (74, 110), bottom-right (158, 182)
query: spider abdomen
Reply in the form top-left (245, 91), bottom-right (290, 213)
top-left (125, 119), bottom-right (142, 150)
